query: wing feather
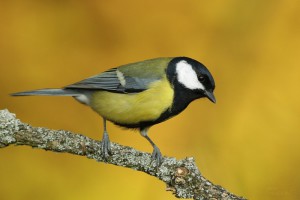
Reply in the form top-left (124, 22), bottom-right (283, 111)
top-left (65, 68), bottom-right (153, 93)
top-left (64, 58), bottom-right (173, 93)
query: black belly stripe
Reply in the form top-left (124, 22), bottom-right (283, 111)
top-left (113, 82), bottom-right (204, 130)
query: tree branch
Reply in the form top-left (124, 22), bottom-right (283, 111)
top-left (0, 109), bottom-right (245, 200)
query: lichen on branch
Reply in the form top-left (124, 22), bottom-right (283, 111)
top-left (0, 109), bottom-right (245, 200)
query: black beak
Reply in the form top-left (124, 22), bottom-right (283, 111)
top-left (204, 90), bottom-right (216, 103)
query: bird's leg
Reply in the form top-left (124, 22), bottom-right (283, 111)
top-left (140, 128), bottom-right (163, 166)
top-left (101, 118), bottom-right (111, 159)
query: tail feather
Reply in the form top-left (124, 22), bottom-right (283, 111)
top-left (11, 88), bottom-right (80, 96)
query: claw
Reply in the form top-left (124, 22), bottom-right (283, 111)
top-left (101, 131), bottom-right (111, 160)
top-left (140, 129), bottom-right (164, 167)
top-left (151, 145), bottom-right (163, 167)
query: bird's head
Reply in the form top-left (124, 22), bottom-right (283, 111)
top-left (167, 57), bottom-right (216, 103)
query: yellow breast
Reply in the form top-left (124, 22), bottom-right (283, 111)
top-left (90, 78), bottom-right (174, 125)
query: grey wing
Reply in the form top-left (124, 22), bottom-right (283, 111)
top-left (64, 68), bottom-right (158, 93)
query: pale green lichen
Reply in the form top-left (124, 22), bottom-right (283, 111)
top-left (0, 109), bottom-right (246, 200)
top-left (0, 109), bottom-right (19, 146)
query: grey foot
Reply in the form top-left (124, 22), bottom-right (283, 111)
top-left (151, 145), bottom-right (163, 167)
top-left (101, 131), bottom-right (111, 160)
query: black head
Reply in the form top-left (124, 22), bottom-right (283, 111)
top-left (166, 57), bottom-right (216, 103)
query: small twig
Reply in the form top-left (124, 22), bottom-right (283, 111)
top-left (0, 109), bottom-right (245, 200)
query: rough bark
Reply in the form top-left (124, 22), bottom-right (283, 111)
top-left (0, 109), bottom-right (245, 200)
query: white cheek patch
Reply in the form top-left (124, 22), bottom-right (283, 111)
top-left (176, 60), bottom-right (205, 90)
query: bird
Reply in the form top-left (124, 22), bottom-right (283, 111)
top-left (12, 57), bottom-right (216, 166)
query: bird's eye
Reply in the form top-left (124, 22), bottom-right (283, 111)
top-left (198, 76), bottom-right (206, 83)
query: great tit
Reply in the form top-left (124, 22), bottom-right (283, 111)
top-left (12, 57), bottom-right (216, 166)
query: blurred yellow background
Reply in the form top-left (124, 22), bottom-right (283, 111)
top-left (1, 0), bottom-right (299, 199)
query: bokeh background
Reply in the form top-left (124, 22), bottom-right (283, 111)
top-left (1, 0), bottom-right (299, 199)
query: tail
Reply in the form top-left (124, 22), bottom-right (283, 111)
top-left (11, 88), bottom-right (80, 96)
